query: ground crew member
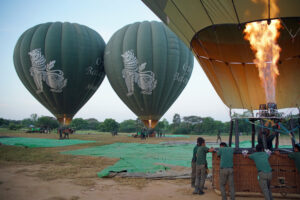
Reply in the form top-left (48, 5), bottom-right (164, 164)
top-left (288, 143), bottom-right (300, 173)
top-left (217, 130), bottom-right (222, 143)
top-left (193, 137), bottom-right (214, 195)
top-left (218, 142), bottom-right (235, 200)
top-left (191, 137), bottom-right (201, 188)
top-left (246, 144), bottom-right (273, 200)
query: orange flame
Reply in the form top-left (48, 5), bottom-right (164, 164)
top-left (244, 19), bottom-right (281, 103)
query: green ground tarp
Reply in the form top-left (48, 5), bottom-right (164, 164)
top-left (0, 137), bottom-right (95, 148)
top-left (63, 142), bottom-right (209, 177)
top-left (127, 134), bottom-right (190, 138)
top-left (62, 141), bottom-right (292, 177)
top-left (164, 134), bottom-right (190, 138)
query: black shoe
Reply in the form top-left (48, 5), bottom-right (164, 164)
top-left (198, 190), bottom-right (204, 195)
top-left (193, 189), bottom-right (199, 194)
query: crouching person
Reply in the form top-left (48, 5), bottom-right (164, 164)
top-left (193, 137), bottom-right (214, 195)
top-left (246, 144), bottom-right (273, 200)
top-left (218, 142), bottom-right (235, 200)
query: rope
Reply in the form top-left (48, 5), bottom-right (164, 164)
top-left (232, 0), bottom-right (241, 25)
top-left (199, 0), bottom-right (214, 25)
top-left (244, 118), bottom-right (300, 136)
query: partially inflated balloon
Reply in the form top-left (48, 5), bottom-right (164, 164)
top-left (13, 22), bottom-right (106, 125)
top-left (104, 21), bottom-right (194, 128)
top-left (142, 1), bottom-right (300, 110)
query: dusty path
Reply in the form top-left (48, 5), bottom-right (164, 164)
top-left (0, 164), bottom-right (269, 200)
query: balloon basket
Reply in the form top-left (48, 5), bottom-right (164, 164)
top-left (211, 114), bottom-right (300, 198)
top-left (212, 151), bottom-right (300, 198)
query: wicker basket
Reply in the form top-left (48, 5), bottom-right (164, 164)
top-left (212, 152), bottom-right (300, 198)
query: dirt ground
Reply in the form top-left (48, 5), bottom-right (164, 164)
top-left (0, 132), bottom-right (296, 200)
top-left (1, 164), bottom-right (270, 200)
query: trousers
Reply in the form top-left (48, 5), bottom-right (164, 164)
top-left (220, 168), bottom-right (235, 200)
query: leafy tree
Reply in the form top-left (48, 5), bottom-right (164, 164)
top-left (172, 113), bottom-right (181, 125)
top-left (8, 123), bottom-right (22, 130)
top-left (70, 118), bottom-right (88, 130)
top-left (21, 118), bottom-right (34, 127)
top-left (30, 113), bottom-right (38, 123)
top-left (0, 118), bottom-right (10, 127)
top-left (183, 116), bottom-right (202, 125)
top-left (119, 119), bottom-right (136, 133)
top-left (36, 116), bottom-right (59, 130)
top-left (86, 118), bottom-right (100, 130)
top-left (173, 126), bottom-right (190, 134)
top-left (135, 118), bottom-right (144, 131)
top-left (198, 117), bottom-right (216, 134)
top-left (96, 122), bottom-right (105, 132)
top-left (156, 118), bottom-right (170, 133)
top-left (99, 118), bottom-right (119, 132)
top-left (182, 115), bottom-right (202, 134)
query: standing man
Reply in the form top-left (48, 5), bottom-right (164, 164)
top-left (218, 142), bottom-right (235, 200)
top-left (217, 130), bottom-right (222, 143)
top-left (58, 126), bottom-right (63, 139)
top-left (193, 137), bottom-right (214, 195)
top-left (191, 137), bottom-right (201, 188)
top-left (246, 144), bottom-right (273, 200)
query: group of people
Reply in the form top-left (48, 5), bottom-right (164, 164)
top-left (57, 127), bottom-right (74, 139)
top-left (191, 137), bottom-right (300, 200)
top-left (134, 128), bottom-right (164, 139)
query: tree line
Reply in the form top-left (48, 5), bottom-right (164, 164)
top-left (1, 112), bottom-right (298, 135)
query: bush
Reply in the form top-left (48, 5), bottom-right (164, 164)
top-left (8, 123), bottom-right (22, 130)
top-left (119, 120), bottom-right (136, 133)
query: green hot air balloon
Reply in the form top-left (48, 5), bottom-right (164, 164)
top-left (13, 22), bottom-right (106, 125)
top-left (104, 21), bottom-right (194, 128)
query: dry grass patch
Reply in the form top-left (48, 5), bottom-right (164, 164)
top-left (34, 156), bottom-right (118, 181)
top-left (0, 143), bottom-right (119, 181)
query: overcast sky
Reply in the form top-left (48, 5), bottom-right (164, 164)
top-left (0, 0), bottom-right (253, 123)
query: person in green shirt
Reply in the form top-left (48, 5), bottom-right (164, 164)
top-left (193, 137), bottom-right (214, 195)
top-left (191, 137), bottom-right (201, 188)
top-left (218, 142), bottom-right (235, 200)
top-left (246, 144), bottom-right (273, 200)
top-left (288, 143), bottom-right (300, 173)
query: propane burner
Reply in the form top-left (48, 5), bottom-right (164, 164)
top-left (258, 102), bottom-right (278, 118)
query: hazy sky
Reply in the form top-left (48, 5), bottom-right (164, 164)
top-left (0, 0), bottom-right (236, 123)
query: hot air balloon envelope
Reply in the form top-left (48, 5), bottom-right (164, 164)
top-left (13, 22), bottom-right (106, 125)
top-left (104, 21), bottom-right (194, 128)
top-left (142, 0), bottom-right (300, 110)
